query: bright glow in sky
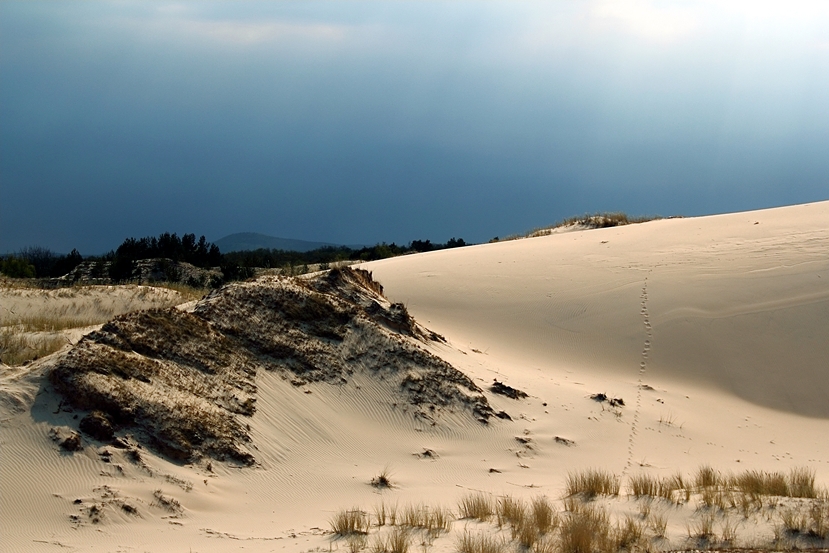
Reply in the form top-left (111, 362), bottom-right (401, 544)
top-left (1, 1), bottom-right (827, 253)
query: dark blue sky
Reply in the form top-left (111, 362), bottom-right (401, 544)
top-left (2, 1), bottom-right (828, 254)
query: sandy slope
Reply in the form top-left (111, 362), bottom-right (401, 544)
top-left (1, 202), bottom-right (828, 552)
top-left (369, 202), bottom-right (829, 418)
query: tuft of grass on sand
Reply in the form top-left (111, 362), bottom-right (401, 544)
top-left (789, 467), bottom-right (818, 498)
top-left (496, 495), bottom-right (524, 529)
top-left (374, 502), bottom-right (452, 537)
top-left (459, 492), bottom-right (494, 522)
top-left (456, 531), bottom-right (505, 553)
top-left (647, 510), bottom-right (668, 538)
top-left (628, 473), bottom-right (660, 499)
top-left (688, 511), bottom-right (717, 543)
top-left (695, 465), bottom-right (722, 489)
top-left (332, 508), bottom-right (371, 536)
top-left (371, 526), bottom-right (411, 553)
top-left (558, 503), bottom-right (613, 553)
top-left (565, 469), bottom-right (621, 498)
top-left (531, 496), bottom-right (558, 535)
top-left (371, 466), bottom-right (394, 489)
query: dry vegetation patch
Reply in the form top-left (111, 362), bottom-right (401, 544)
top-left (47, 268), bottom-right (497, 464)
top-left (566, 468), bottom-right (621, 498)
top-left (0, 283), bottom-right (189, 366)
top-left (328, 468), bottom-right (828, 553)
top-left (459, 492), bottom-right (495, 522)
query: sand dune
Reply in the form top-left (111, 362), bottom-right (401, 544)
top-left (369, 201), bottom-right (829, 418)
top-left (1, 202), bottom-right (828, 552)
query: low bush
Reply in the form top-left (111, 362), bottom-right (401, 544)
top-left (0, 256), bottom-right (36, 278)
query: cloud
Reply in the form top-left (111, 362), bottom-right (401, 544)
top-left (98, 3), bottom-right (354, 48)
top-left (174, 19), bottom-right (348, 45)
top-left (591, 0), bottom-right (699, 43)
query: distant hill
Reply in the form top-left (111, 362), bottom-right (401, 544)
top-left (215, 232), bottom-right (358, 253)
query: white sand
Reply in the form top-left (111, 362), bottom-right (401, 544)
top-left (1, 201), bottom-right (828, 552)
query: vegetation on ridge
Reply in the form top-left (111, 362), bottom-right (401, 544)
top-left (1, 231), bottom-right (470, 285)
top-left (47, 267), bottom-right (498, 464)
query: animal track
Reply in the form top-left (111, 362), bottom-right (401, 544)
top-left (625, 275), bottom-right (652, 474)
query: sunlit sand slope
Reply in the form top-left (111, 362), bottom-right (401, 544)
top-left (367, 202), bottom-right (829, 418)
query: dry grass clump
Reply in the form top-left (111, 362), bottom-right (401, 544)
top-left (398, 503), bottom-right (452, 534)
top-left (701, 466), bottom-right (816, 500)
top-left (456, 531), bottom-right (505, 553)
top-left (661, 472), bottom-right (690, 503)
top-left (626, 467), bottom-right (820, 514)
top-left (779, 500), bottom-right (829, 539)
top-left (625, 472), bottom-right (689, 504)
top-left (687, 511), bottom-right (717, 543)
top-left (732, 470), bottom-right (789, 497)
top-left (720, 516), bottom-right (738, 544)
top-left (152, 490), bottom-right (182, 513)
top-left (425, 506), bottom-right (453, 534)
top-left (687, 514), bottom-right (735, 547)
top-left (346, 534), bottom-right (368, 553)
top-left (496, 496), bottom-right (559, 549)
top-left (374, 502), bottom-right (398, 527)
top-left (401, 504), bottom-right (427, 528)
top-left (459, 492), bottom-right (494, 522)
top-left (810, 500), bottom-right (829, 538)
top-left (695, 465), bottom-right (722, 489)
top-left (614, 515), bottom-right (645, 551)
top-left (371, 467), bottom-right (394, 489)
top-left (332, 508), bottom-right (371, 536)
top-left (789, 467), bottom-right (818, 498)
top-left (565, 469), bottom-right (620, 498)
top-left (496, 495), bottom-right (524, 528)
top-left (531, 496), bottom-right (558, 534)
top-left (698, 485), bottom-right (736, 511)
top-left (558, 503), bottom-right (613, 553)
top-left (371, 526), bottom-right (411, 553)
top-left (628, 473), bottom-right (660, 499)
top-left (647, 511), bottom-right (668, 538)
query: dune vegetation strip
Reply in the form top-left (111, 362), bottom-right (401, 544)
top-left (0, 283), bottom-right (198, 366)
top-left (46, 267), bottom-right (498, 465)
top-left (492, 212), bottom-right (664, 243)
top-left (329, 467), bottom-right (829, 553)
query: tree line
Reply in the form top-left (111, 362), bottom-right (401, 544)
top-left (1, 233), bottom-right (468, 284)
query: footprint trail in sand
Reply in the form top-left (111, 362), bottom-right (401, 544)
top-left (625, 275), bottom-right (652, 473)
